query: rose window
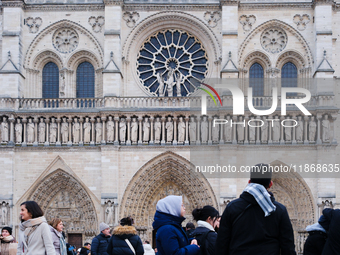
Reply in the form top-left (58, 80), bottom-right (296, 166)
top-left (260, 27), bottom-right (287, 54)
top-left (53, 28), bottom-right (79, 54)
top-left (137, 29), bottom-right (208, 97)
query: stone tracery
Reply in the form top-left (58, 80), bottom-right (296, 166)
top-left (53, 28), bottom-right (79, 54)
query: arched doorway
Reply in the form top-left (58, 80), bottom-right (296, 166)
top-left (27, 169), bottom-right (98, 243)
top-left (120, 151), bottom-right (218, 242)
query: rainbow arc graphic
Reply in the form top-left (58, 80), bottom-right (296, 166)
top-left (199, 82), bottom-right (223, 106)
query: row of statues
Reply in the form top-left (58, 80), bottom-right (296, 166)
top-left (0, 114), bottom-right (333, 145)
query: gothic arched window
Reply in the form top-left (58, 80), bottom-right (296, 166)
top-left (42, 62), bottom-right (59, 98)
top-left (281, 62), bottom-right (298, 96)
top-left (76, 62), bottom-right (95, 98)
top-left (249, 63), bottom-right (264, 96)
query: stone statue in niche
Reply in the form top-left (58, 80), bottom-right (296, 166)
top-left (177, 117), bottom-right (185, 143)
top-left (157, 72), bottom-right (165, 97)
top-left (38, 118), bottom-right (45, 143)
top-left (119, 118), bottom-right (126, 143)
top-left (212, 116), bottom-right (219, 142)
top-left (165, 68), bottom-right (175, 97)
top-left (175, 72), bottom-right (184, 97)
top-left (165, 117), bottom-right (173, 142)
top-left (154, 117), bottom-right (161, 143)
top-left (224, 116), bottom-right (232, 142)
top-left (296, 116), bottom-right (303, 142)
top-left (61, 118), bottom-right (69, 143)
top-left (106, 116), bottom-right (114, 142)
top-left (15, 119), bottom-right (22, 143)
top-left (143, 117), bottom-right (150, 143)
top-left (249, 117), bottom-right (256, 142)
top-left (322, 114), bottom-right (330, 142)
top-left (95, 118), bottom-right (102, 143)
top-left (272, 116), bottom-right (280, 142)
top-left (1, 117), bottom-right (9, 143)
top-left (50, 118), bottom-right (57, 143)
top-left (261, 118), bottom-right (268, 142)
top-left (189, 117), bottom-right (196, 143)
top-left (201, 116), bottom-right (208, 143)
top-left (73, 118), bottom-right (80, 143)
top-left (27, 118), bottom-right (35, 143)
top-left (131, 118), bottom-right (138, 143)
top-left (105, 201), bottom-right (115, 226)
top-left (237, 116), bottom-right (244, 142)
top-left (1, 202), bottom-right (8, 225)
top-left (309, 116), bottom-right (316, 142)
top-left (284, 120), bottom-right (292, 142)
top-left (84, 117), bottom-right (92, 143)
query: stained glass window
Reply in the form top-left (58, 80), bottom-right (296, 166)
top-left (282, 62), bottom-right (297, 97)
top-left (76, 62), bottom-right (95, 98)
top-left (42, 62), bottom-right (59, 98)
top-left (249, 63), bottom-right (264, 96)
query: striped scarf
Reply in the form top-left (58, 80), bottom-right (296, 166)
top-left (60, 235), bottom-right (67, 255)
top-left (244, 183), bottom-right (276, 217)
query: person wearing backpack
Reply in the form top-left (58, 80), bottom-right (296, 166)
top-left (190, 206), bottom-right (219, 255)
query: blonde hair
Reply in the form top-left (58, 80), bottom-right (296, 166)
top-left (49, 218), bottom-right (62, 230)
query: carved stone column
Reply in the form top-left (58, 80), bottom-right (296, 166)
top-left (138, 117), bottom-right (143, 145)
top-left (173, 117), bottom-right (177, 145)
top-left (33, 117), bottom-right (38, 146)
top-left (101, 116), bottom-right (107, 145)
top-left (331, 114), bottom-right (337, 144)
top-left (304, 116), bottom-right (309, 144)
top-left (150, 116), bottom-right (154, 145)
top-left (67, 118), bottom-right (73, 146)
top-left (316, 114), bottom-right (322, 144)
top-left (196, 115), bottom-right (201, 145)
top-left (161, 117), bottom-right (166, 145)
top-left (126, 117), bottom-right (131, 146)
top-left (208, 116), bottom-right (212, 145)
top-left (8, 115), bottom-right (15, 146)
top-left (56, 117), bottom-right (61, 146)
top-left (45, 118), bottom-right (50, 146)
top-left (280, 116), bottom-right (285, 145)
top-left (79, 117), bottom-right (84, 146)
top-left (244, 116), bottom-right (249, 145)
top-left (219, 115), bottom-right (224, 145)
top-left (232, 116), bottom-right (237, 144)
top-left (22, 117), bottom-right (27, 147)
top-left (292, 115), bottom-right (297, 145)
top-left (90, 117), bottom-right (95, 146)
top-left (256, 116), bottom-right (261, 145)
top-left (114, 117), bottom-right (119, 145)
top-left (268, 115), bottom-right (272, 145)
top-left (185, 116), bottom-right (189, 145)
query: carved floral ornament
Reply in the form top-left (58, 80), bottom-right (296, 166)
top-left (260, 27), bottom-right (288, 54)
top-left (26, 17), bottom-right (42, 33)
top-left (123, 11), bottom-right (140, 28)
top-left (239, 15), bottom-right (256, 31)
top-left (88, 16), bottom-right (105, 33)
top-left (293, 14), bottom-right (310, 31)
top-left (204, 11), bottom-right (221, 28)
top-left (52, 28), bottom-right (79, 54)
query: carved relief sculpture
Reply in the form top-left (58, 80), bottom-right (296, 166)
top-left (189, 117), bottom-right (196, 143)
top-left (88, 16), bottom-right (105, 33)
top-left (175, 72), bottom-right (184, 97)
top-left (272, 116), bottom-right (280, 142)
top-left (261, 27), bottom-right (287, 54)
top-left (1, 117), bottom-right (9, 143)
top-left (309, 116), bottom-right (316, 142)
top-left (61, 118), bottom-right (69, 144)
top-left (73, 118), bottom-right (80, 144)
top-left (105, 201), bottom-right (115, 226)
top-left (119, 118), bottom-right (127, 143)
top-left (293, 14), bottom-right (310, 31)
top-left (131, 118), bottom-right (138, 143)
top-left (143, 117), bottom-right (150, 143)
top-left (204, 11), bottom-right (221, 28)
top-left (249, 117), bottom-right (256, 142)
top-left (27, 118), bottom-right (34, 143)
top-left (53, 28), bottom-right (79, 54)
top-left (154, 117), bottom-right (161, 143)
top-left (15, 119), bottom-right (22, 143)
top-left (224, 116), bottom-right (232, 142)
top-left (95, 118), bottom-right (102, 143)
top-left (237, 116), bottom-right (244, 142)
top-left (50, 118), bottom-right (57, 143)
top-left (106, 116), bottom-right (114, 142)
top-left (157, 72), bottom-right (165, 97)
top-left (261, 118), bottom-right (268, 142)
top-left (84, 117), bottom-right (91, 143)
top-left (201, 116), bottom-right (208, 143)
top-left (285, 120), bottom-right (292, 142)
top-left (166, 68), bottom-right (175, 97)
top-left (239, 15), bottom-right (256, 31)
top-left (38, 118), bottom-right (46, 143)
top-left (212, 117), bottom-right (219, 142)
top-left (177, 117), bottom-right (185, 143)
top-left (165, 117), bottom-right (173, 143)
top-left (322, 115), bottom-right (330, 142)
top-left (296, 116), bottom-right (303, 142)
top-left (0, 202), bottom-right (8, 225)
top-left (123, 11), bottom-right (140, 28)
top-left (26, 17), bottom-right (42, 33)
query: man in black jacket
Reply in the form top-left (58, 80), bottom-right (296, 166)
top-left (215, 163), bottom-right (296, 255)
top-left (91, 222), bottom-right (111, 255)
top-left (321, 208), bottom-right (340, 255)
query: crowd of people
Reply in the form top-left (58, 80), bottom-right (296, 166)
top-left (1, 163), bottom-right (340, 255)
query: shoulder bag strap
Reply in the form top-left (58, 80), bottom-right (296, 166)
top-left (232, 204), bottom-right (252, 226)
top-left (124, 239), bottom-right (136, 255)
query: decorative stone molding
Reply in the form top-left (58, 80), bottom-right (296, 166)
top-left (123, 4), bottom-right (220, 11)
top-left (204, 11), bottom-right (221, 28)
top-left (239, 2), bottom-right (312, 10)
top-left (24, 5), bottom-right (105, 11)
top-left (88, 16), bottom-right (105, 33)
top-left (123, 12), bottom-right (140, 28)
top-left (266, 68), bottom-right (280, 78)
top-left (241, 51), bottom-right (271, 70)
top-left (260, 27), bottom-right (288, 54)
top-left (275, 50), bottom-right (306, 70)
top-left (32, 50), bottom-right (64, 70)
top-left (67, 50), bottom-right (102, 70)
top-left (239, 15), bottom-right (256, 31)
top-left (26, 17), bottom-right (42, 33)
top-left (52, 28), bottom-right (79, 54)
top-left (293, 14), bottom-right (310, 31)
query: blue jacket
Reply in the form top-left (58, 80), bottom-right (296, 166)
top-left (91, 233), bottom-right (110, 255)
top-left (152, 211), bottom-right (200, 255)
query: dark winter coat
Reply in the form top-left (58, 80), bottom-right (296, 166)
top-left (215, 191), bottom-right (296, 255)
top-left (106, 225), bottom-right (143, 255)
top-left (303, 231), bottom-right (327, 255)
top-left (321, 208), bottom-right (340, 255)
top-left (79, 246), bottom-right (91, 255)
top-left (190, 227), bottom-right (217, 255)
top-left (152, 211), bottom-right (200, 255)
top-left (91, 233), bottom-right (110, 255)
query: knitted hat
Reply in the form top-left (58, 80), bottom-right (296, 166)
top-left (1, 227), bottom-right (12, 235)
top-left (99, 222), bottom-right (110, 232)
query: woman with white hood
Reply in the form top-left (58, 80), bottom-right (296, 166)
top-left (303, 215), bottom-right (329, 255)
top-left (16, 201), bottom-right (55, 255)
top-left (143, 241), bottom-right (155, 255)
top-left (152, 195), bottom-right (200, 255)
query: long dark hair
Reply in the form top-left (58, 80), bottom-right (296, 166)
top-left (20, 201), bottom-right (44, 219)
top-left (192, 206), bottom-right (219, 222)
